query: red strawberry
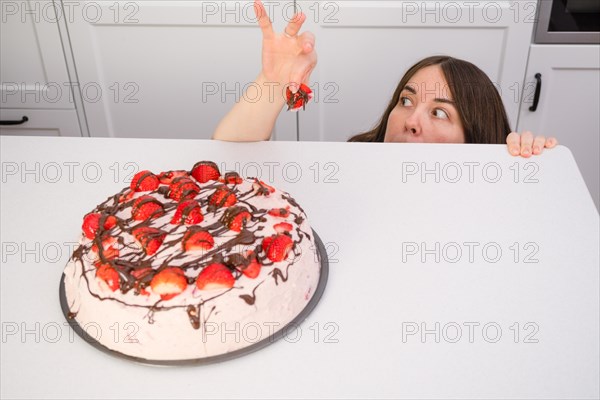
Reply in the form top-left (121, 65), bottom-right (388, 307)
top-left (286, 83), bottom-right (313, 111)
top-left (237, 251), bottom-right (261, 279)
top-left (219, 171), bottom-right (243, 185)
top-left (91, 236), bottom-right (120, 260)
top-left (208, 186), bottom-right (237, 208)
top-left (168, 178), bottom-right (200, 201)
top-left (262, 234), bottom-right (294, 262)
top-left (252, 179), bottom-right (275, 196)
top-left (82, 213), bottom-right (117, 239)
top-left (268, 207), bottom-right (290, 218)
top-left (182, 227), bottom-right (214, 252)
top-left (170, 200), bottom-right (204, 225)
top-left (221, 207), bottom-right (251, 232)
top-left (132, 196), bottom-right (164, 221)
top-left (274, 222), bottom-right (293, 233)
top-left (196, 263), bottom-right (235, 290)
top-left (132, 227), bottom-right (166, 256)
top-left (158, 170), bottom-right (188, 184)
top-left (96, 264), bottom-right (120, 292)
top-left (191, 161), bottom-right (221, 184)
top-left (150, 268), bottom-right (187, 301)
top-left (130, 170), bottom-right (160, 192)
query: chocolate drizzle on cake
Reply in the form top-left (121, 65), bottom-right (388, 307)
top-left (68, 165), bottom-right (314, 330)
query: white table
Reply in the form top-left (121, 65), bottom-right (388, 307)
top-left (1, 136), bottom-right (598, 399)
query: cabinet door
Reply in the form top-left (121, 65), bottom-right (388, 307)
top-left (1, 0), bottom-right (75, 110)
top-left (0, 109), bottom-right (81, 136)
top-left (65, 0), bottom-right (296, 140)
top-left (297, 0), bottom-right (537, 142)
top-left (517, 45), bottom-right (600, 210)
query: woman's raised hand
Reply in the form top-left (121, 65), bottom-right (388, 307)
top-left (254, 0), bottom-right (317, 92)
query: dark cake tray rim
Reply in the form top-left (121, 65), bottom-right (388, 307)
top-left (59, 229), bottom-right (329, 367)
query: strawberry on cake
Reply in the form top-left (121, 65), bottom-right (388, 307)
top-left (62, 161), bottom-right (324, 363)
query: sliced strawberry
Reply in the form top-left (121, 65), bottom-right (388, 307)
top-left (96, 264), bottom-right (120, 292)
top-left (252, 179), bottom-right (275, 196)
top-left (150, 268), bottom-right (188, 301)
top-left (220, 206), bottom-right (251, 232)
top-left (168, 177), bottom-right (200, 201)
top-left (286, 83), bottom-right (314, 111)
top-left (182, 227), bottom-right (214, 252)
top-left (208, 186), bottom-right (237, 208)
top-left (196, 263), bottom-right (235, 290)
top-left (158, 170), bottom-right (188, 184)
top-left (170, 200), bottom-right (204, 225)
top-left (91, 236), bottom-right (120, 260)
top-left (274, 222), bottom-right (293, 233)
top-left (82, 213), bottom-right (117, 239)
top-left (132, 227), bottom-right (166, 256)
top-left (262, 234), bottom-right (294, 262)
top-left (132, 196), bottom-right (164, 221)
top-left (268, 207), bottom-right (291, 218)
top-left (219, 171), bottom-right (243, 185)
top-left (236, 251), bottom-right (261, 279)
top-left (191, 161), bottom-right (221, 184)
top-left (130, 170), bottom-right (160, 192)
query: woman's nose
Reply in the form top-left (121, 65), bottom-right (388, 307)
top-left (404, 111), bottom-right (422, 135)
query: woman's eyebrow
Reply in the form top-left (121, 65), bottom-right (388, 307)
top-left (402, 85), bottom-right (417, 94)
top-left (434, 98), bottom-right (456, 105)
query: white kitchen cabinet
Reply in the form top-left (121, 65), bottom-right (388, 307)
top-left (297, 0), bottom-right (538, 142)
top-left (0, 0), bottom-right (83, 136)
top-left (64, 0), bottom-right (298, 140)
top-left (516, 44), bottom-right (600, 210)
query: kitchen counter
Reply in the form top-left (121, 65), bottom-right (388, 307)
top-left (1, 136), bottom-right (598, 399)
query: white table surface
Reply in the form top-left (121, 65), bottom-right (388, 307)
top-left (1, 136), bottom-right (598, 399)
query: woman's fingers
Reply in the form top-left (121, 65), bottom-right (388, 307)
top-left (289, 56), bottom-right (317, 91)
top-left (506, 132), bottom-right (521, 156)
top-left (532, 135), bottom-right (546, 155)
top-left (519, 131), bottom-right (534, 157)
top-left (507, 132), bottom-right (558, 157)
top-left (299, 31), bottom-right (315, 53)
top-left (254, 0), bottom-right (274, 39)
top-left (283, 12), bottom-right (307, 38)
top-left (546, 137), bottom-right (558, 148)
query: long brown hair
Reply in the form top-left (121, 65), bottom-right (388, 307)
top-left (348, 56), bottom-right (511, 144)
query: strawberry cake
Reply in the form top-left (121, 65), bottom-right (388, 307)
top-left (61, 161), bottom-right (324, 363)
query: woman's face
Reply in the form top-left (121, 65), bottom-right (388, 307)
top-left (384, 65), bottom-right (465, 143)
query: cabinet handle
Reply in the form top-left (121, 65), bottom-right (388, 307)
top-left (0, 116), bottom-right (29, 126)
top-left (529, 73), bottom-right (542, 112)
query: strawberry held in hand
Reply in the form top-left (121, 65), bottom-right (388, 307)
top-left (286, 83), bottom-right (313, 111)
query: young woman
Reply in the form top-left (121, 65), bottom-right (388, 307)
top-left (213, 0), bottom-right (557, 158)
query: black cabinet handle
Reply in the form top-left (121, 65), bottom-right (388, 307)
top-left (529, 73), bottom-right (542, 112)
top-left (0, 116), bottom-right (29, 126)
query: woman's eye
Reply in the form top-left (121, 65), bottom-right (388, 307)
top-left (400, 97), bottom-right (413, 107)
top-left (433, 108), bottom-right (449, 119)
